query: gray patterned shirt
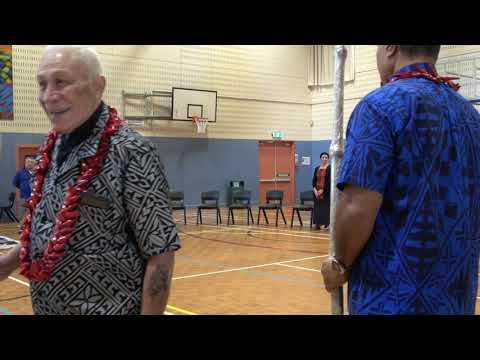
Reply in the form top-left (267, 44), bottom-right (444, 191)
top-left (29, 104), bottom-right (181, 314)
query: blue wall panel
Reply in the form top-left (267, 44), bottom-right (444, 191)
top-left (0, 133), bottom-right (332, 208)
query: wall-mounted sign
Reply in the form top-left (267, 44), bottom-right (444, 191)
top-left (271, 130), bottom-right (284, 139)
top-left (302, 156), bottom-right (311, 166)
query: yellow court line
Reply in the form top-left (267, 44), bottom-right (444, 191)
top-left (166, 304), bottom-right (197, 315)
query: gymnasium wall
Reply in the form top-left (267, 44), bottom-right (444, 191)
top-left (311, 45), bottom-right (379, 140)
top-left (1, 45), bottom-right (478, 209)
top-left (152, 138), bottom-right (327, 206)
top-left (437, 45), bottom-right (480, 111)
top-left (0, 134), bottom-right (329, 207)
top-left (311, 45), bottom-right (480, 141)
top-left (0, 45), bottom-right (314, 207)
top-left (1, 45), bottom-right (312, 140)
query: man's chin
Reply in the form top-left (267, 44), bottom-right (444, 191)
top-left (50, 121), bottom-right (72, 134)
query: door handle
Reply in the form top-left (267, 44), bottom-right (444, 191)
top-left (259, 178), bottom-right (290, 183)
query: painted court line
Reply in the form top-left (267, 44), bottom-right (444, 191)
top-left (180, 226), bottom-right (330, 239)
top-left (8, 276), bottom-right (29, 287)
top-left (181, 229), bottom-right (232, 236)
top-left (275, 263), bottom-right (322, 273)
top-left (245, 230), bottom-right (329, 240)
top-left (166, 304), bottom-right (197, 315)
top-left (7, 276), bottom-right (192, 315)
top-left (228, 226), bottom-right (330, 238)
top-left (182, 229), bottom-right (329, 241)
top-left (172, 254), bottom-right (329, 280)
top-left (204, 220), bottom-right (329, 233)
top-left (187, 224), bottom-right (330, 240)
top-left (276, 254), bottom-right (329, 264)
top-left (197, 221), bottom-right (329, 237)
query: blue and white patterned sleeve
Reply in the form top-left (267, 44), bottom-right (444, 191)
top-left (337, 99), bottom-right (395, 195)
top-left (124, 145), bottom-right (181, 259)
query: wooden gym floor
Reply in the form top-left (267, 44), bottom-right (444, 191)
top-left (1, 207), bottom-right (479, 315)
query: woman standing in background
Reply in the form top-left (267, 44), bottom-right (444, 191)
top-left (312, 152), bottom-right (331, 230)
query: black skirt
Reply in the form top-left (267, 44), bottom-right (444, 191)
top-left (313, 195), bottom-right (330, 227)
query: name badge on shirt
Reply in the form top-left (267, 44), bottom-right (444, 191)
top-left (79, 191), bottom-right (111, 209)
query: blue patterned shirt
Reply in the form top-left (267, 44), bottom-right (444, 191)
top-left (12, 168), bottom-right (33, 200)
top-left (338, 63), bottom-right (480, 315)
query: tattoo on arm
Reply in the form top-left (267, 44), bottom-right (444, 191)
top-left (148, 264), bottom-right (169, 298)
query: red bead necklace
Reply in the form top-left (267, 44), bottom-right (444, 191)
top-left (19, 106), bottom-right (123, 281)
top-left (388, 63), bottom-right (460, 92)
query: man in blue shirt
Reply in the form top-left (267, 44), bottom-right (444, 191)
top-left (12, 156), bottom-right (36, 217)
top-left (321, 45), bottom-right (480, 315)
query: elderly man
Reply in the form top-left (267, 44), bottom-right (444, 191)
top-left (322, 45), bottom-right (480, 315)
top-left (0, 45), bottom-right (180, 315)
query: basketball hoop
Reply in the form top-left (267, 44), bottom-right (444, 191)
top-left (192, 116), bottom-right (209, 134)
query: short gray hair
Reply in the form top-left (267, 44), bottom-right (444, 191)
top-left (43, 45), bottom-right (103, 79)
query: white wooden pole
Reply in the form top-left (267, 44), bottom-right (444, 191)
top-left (329, 45), bottom-right (347, 315)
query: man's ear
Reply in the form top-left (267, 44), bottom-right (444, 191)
top-left (385, 45), bottom-right (399, 59)
top-left (94, 75), bottom-right (106, 100)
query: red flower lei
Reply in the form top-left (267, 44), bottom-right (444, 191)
top-left (19, 106), bottom-right (123, 281)
top-left (388, 63), bottom-right (461, 92)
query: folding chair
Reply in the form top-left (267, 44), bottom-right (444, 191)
top-left (227, 190), bottom-right (254, 226)
top-left (196, 191), bottom-right (222, 225)
top-left (168, 191), bottom-right (187, 225)
top-left (0, 192), bottom-right (19, 223)
top-left (290, 190), bottom-right (314, 228)
top-left (257, 190), bottom-right (286, 226)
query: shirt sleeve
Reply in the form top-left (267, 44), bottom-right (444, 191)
top-left (123, 150), bottom-right (181, 259)
top-left (12, 171), bottom-right (19, 188)
top-left (337, 99), bottom-right (395, 195)
top-left (312, 166), bottom-right (317, 188)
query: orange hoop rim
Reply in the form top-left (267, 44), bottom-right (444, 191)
top-left (192, 116), bottom-right (209, 133)
top-left (191, 116), bottom-right (209, 123)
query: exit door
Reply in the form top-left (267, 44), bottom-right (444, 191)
top-left (258, 140), bottom-right (295, 206)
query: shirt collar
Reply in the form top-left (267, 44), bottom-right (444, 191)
top-left (390, 62), bottom-right (437, 79)
top-left (61, 101), bottom-right (105, 150)
top-left (55, 102), bottom-right (109, 173)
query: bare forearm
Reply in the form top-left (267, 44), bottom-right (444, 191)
top-left (335, 203), bottom-right (372, 266)
top-left (141, 252), bottom-right (174, 315)
top-left (0, 244), bottom-right (21, 281)
top-left (5, 244), bottom-right (21, 269)
top-left (334, 187), bottom-right (382, 267)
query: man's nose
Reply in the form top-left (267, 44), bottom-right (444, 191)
top-left (40, 86), bottom-right (61, 103)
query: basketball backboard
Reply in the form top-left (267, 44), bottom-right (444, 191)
top-left (172, 88), bottom-right (217, 122)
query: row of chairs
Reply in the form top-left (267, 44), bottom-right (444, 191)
top-left (0, 189), bottom-right (316, 227)
top-left (168, 190), bottom-right (315, 227)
